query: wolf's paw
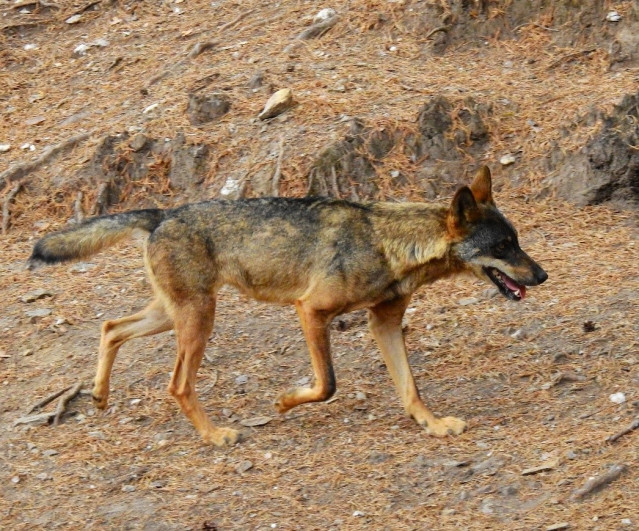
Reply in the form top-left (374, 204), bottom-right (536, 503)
top-left (423, 416), bottom-right (467, 437)
top-left (91, 391), bottom-right (108, 410)
top-left (202, 427), bottom-right (240, 447)
top-left (274, 391), bottom-right (296, 414)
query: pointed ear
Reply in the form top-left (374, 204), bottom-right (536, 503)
top-left (448, 186), bottom-right (479, 233)
top-left (469, 165), bottom-right (494, 205)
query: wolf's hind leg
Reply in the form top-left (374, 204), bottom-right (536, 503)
top-left (168, 299), bottom-right (239, 446)
top-left (368, 296), bottom-right (466, 437)
top-left (93, 298), bottom-right (173, 409)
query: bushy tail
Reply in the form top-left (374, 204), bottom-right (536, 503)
top-left (28, 209), bottom-right (166, 268)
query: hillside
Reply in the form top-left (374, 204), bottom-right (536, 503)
top-left (1, 1), bottom-right (638, 529)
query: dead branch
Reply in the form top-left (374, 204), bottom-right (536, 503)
top-left (606, 418), bottom-right (639, 443)
top-left (425, 25), bottom-right (451, 40)
top-left (53, 381), bottom-right (83, 426)
top-left (219, 8), bottom-right (255, 32)
top-left (0, 132), bottom-right (92, 190)
top-left (188, 41), bottom-right (217, 59)
top-left (25, 385), bottom-right (73, 415)
top-left (297, 15), bottom-right (339, 40)
top-left (271, 137), bottom-right (285, 197)
top-left (74, 191), bottom-right (84, 223)
top-left (91, 182), bottom-right (109, 215)
top-left (2, 183), bottom-right (23, 234)
top-left (570, 464), bottom-right (626, 501)
top-left (14, 381), bottom-right (83, 427)
top-left (330, 166), bottom-right (341, 198)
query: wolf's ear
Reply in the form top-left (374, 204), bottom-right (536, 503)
top-left (469, 165), bottom-right (494, 205)
top-left (448, 186), bottom-right (479, 233)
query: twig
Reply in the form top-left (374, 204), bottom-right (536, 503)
top-left (14, 381), bottom-right (83, 426)
top-left (606, 418), bottom-right (639, 443)
top-left (91, 181), bottom-right (110, 215)
top-left (570, 464), bottom-right (626, 501)
top-left (219, 8), bottom-right (255, 32)
top-left (271, 137), bottom-right (285, 197)
top-left (188, 41), bottom-right (217, 59)
top-left (297, 15), bottom-right (339, 40)
top-left (74, 190), bottom-right (84, 223)
top-left (2, 183), bottom-right (23, 234)
top-left (548, 48), bottom-right (597, 70)
top-left (53, 381), bottom-right (83, 426)
top-left (330, 166), bottom-right (341, 198)
top-left (0, 131), bottom-right (92, 190)
top-left (425, 25), bottom-right (450, 40)
top-left (25, 385), bottom-right (73, 415)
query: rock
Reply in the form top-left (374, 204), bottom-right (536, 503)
top-left (25, 308), bottom-right (52, 318)
top-left (42, 449), bottom-right (59, 457)
top-left (235, 374), bottom-right (249, 385)
top-left (547, 92), bottom-right (639, 206)
top-left (314, 8), bottom-right (337, 23)
top-left (25, 116), bottom-right (45, 126)
top-left (606, 11), bottom-right (621, 22)
top-left (0, 144), bottom-right (11, 153)
top-left (457, 297), bottom-right (479, 306)
top-left (248, 71), bottom-right (264, 90)
top-left (521, 458), bottom-right (558, 476)
top-left (129, 133), bottom-right (148, 152)
top-left (258, 89), bottom-right (294, 120)
top-left (168, 132), bottom-right (210, 189)
top-left (240, 416), bottom-right (272, 427)
top-left (121, 485), bottom-right (136, 493)
top-left (546, 524), bottom-right (570, 531)
top-left (609, 392), bottom-right (626, 404)
top-left (21, 289), bottom-right (54, 303)
top-left (187, 92), bottom-right (231, 125)
top-left (499, 153), bottom-right (516, 165)
top-left (65, 14), bottom-right (82, 24)
top-left (235, 460), bottom-right (253, 474)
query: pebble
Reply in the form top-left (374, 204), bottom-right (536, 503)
top-left (25, 308), bottom-right (53, 318)
top-left (121, 485), bottom-right (136, 493)
top-left (609, 392), bottom-right (626, 404)
top-left (235, 374), bottom-right (249, 385)
top-left (65, 14), bottom-right (83, 24)
top-left (314, 8), bottom-right (337, 23)
top-left (235, 460), bottom-right (253, 474)
top-left (352, 510), bottom-right (365, 517)
top-left (499, 153), bottom-right (516, 166)
top-left (606, 11), bottom-right (621, 22)
top-left (21, 289), bottom-right (54, 303)
top-left (258, 88), bottom-right (294, 120)
top-left (0, 144), bottom-right (10, 153)
top-left (457, 297), bottom-right (479, 306)
top-left (220, 178), bottom-right (242, 198)
top-left (42, 449), bottom-right (59, 457)
top-left (240, 416), bottom-right (272, 427)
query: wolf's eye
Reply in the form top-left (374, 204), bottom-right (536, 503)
top-left (493, 241), bottom-right (509, 257)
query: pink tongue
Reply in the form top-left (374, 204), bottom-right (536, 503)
top-left (503, 275), bottom-right (526, 299)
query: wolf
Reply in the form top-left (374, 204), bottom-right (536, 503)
top-left (29, 166), bottom-right (547, 446)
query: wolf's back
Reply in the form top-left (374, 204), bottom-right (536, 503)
top-left (29, 209), bottom-right (165, 267)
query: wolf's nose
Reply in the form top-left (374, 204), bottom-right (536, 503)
top-left (536, 268), bottom-right (548, 284)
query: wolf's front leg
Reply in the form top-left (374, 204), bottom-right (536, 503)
top-left (275, 301), bottom-right (336, 412)
top-left (368, 296), bottom-right (466, 437)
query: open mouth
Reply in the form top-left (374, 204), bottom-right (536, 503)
top-left (484, 267), bottom-right (526, 301)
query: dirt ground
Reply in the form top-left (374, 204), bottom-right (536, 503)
top-left (1, 1), bottom-right (638, 529)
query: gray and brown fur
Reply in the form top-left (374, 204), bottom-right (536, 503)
top-left (29, 166), bottom-right (547, 446)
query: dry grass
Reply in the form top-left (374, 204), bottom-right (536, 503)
top-left (1, 1), bottom-right (638, 529)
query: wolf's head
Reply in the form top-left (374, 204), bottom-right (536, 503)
top-left (447, 166), bottom-right (547, 301)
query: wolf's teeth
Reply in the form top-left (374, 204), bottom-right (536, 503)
top-left (513, 289), bottom-right (520, 297)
